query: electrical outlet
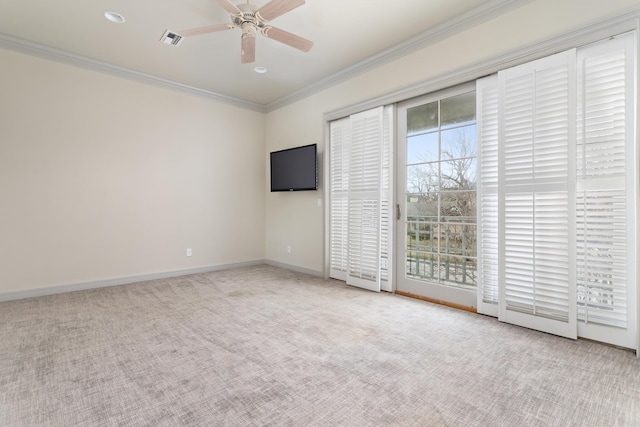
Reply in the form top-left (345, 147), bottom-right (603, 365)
top-left (287, 245), bottom-right (292, 253)
top-left (186, 248), bottom-right (192, 257)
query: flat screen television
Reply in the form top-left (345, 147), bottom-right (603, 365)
top-left (270, 144), bottom-right (317, 192)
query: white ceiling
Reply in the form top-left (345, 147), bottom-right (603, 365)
top-left (0, 0), bottom-right (524, 109)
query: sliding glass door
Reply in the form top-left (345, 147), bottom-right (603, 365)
top-left (395, 84), bottom-right (478, 308)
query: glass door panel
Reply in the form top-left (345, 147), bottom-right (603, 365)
top-left (396, 84), bottom-right (478, 309)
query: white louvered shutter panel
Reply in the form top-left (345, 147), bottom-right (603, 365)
top-left (499, 50), bottom-right (577, 339)
top-left (575, 33), bottom-right (636, 349)
top-left (347, 107), bottom-right (383, 291)
top-left (476, 75), bottom-right (500, 316)
top-left (329, 117), bottom-right (350, 280)
top-left (379, 105), bottom-right (394, 291)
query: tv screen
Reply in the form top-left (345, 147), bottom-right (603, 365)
top-left (270, 144), bottom-right (317, 192)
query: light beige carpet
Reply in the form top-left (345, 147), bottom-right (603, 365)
top-left (1, 265), bottom-right (639, 426)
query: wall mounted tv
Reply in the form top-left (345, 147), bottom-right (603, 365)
top-left (270, 143), bottom-right (318, 192)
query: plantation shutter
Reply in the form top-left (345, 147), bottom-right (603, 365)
top-left (575, 33), bottom-right (636, 349)
top-left (347, 107), bottom-right (384, 291)
top-left (498, 50), bottom-right (577, 339)
top-left (329, 117), bottom-right (350, 280)
top-left (476, 33), bottom-right (636, 349)
top-left (476, 75), bottom-right (500, 317)
top-left (379, 106), bottom-right (394, 292)
top-left (329, 106), bottom-right (393, 292)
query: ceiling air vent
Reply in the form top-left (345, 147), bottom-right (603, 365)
top-left (160, 30), bottom-right (184, 47)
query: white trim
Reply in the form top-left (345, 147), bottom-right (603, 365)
top-left (325, 7), bottom-right (640, 122)
top-left (574, 32), bottom-right (637, 350)
top-left (476, 74), bottom-right (500, 317)
top-left (0, 32), bottom-right (266, 113)
top-left (2, 4), bottom-right (635, 115)
top-left (266, 0), bottom-right (534, 112)
top-left (635, 17), bottom-right (640, 358)
top-left (323, 120), bottom-right (332, 280)
top-left (381, 105), bottom-right (396, 293)
top-left (264, 260), bottom-right (324, 278)
top-left (0, 4), bottom-right (640, 116)
top-left (497, 50), bottom-right (578, 340)
top-left (0, 260), bottom-right (266, 302)
top-left (389, 104), bottom-right (399, 294)
top-left (0, 1), bottom-right (533, 114)
top-left (394, 82), bottom-right (478, 310)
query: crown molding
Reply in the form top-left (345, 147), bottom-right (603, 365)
top-left (3, 0), bottom-right (630, 116)
top-left (0, 0), bottom-right (531, 114)
top-left (324, 6), bottom-right (640, 122)
top-left (265, 0), bottom-right (534, 112)
top-left (0, 32), bottom-right (267, 113)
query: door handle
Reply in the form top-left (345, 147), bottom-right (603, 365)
top-left (396, 204), bottom-right (401, 220)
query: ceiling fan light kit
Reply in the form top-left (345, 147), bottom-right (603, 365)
top-left (174, 0), bottom-right (313, 64)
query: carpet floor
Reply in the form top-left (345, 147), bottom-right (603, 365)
top-left (1, 265), bottom-right (639, 426)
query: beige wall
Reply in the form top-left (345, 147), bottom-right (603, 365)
top-left (0, 48), bottom-right (266, 294)
top-left (264, 96), bottom-right (325, 274)
top-left (1, 0), bottom-right (637, 295)
top-left (264, 0), bottom-right (640, 275)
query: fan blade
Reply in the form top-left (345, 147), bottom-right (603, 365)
top-left (179, 23), bottom-right (234, 37)
top-left (263, 26), bottom-right (313, 52)
top-left (215, 0), bottom-right (242, 15)
top-left (241, 35), bottom-right (256, 64)
top-left (256, 0), bottom-right (305, 22)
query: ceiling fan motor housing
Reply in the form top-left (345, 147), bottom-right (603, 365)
top-left (235, 3), bottom-right (266, 31)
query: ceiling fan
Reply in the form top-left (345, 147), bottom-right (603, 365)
top-left (179, 0), bottom-right (313, 64)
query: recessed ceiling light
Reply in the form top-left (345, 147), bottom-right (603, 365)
top-left (104, 11), bottom-right (125, 24)
top-left (254, 67), bottom-right (268, 74)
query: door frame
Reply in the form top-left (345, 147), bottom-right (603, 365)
top-left (394, 82), bottom-right (478, 310)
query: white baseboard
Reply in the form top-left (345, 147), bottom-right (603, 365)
top-left (264, 260), bottom-right (324, 278)
top-left (0, 260), bottom-right (266, 302)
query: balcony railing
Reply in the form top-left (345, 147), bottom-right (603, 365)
top-left (406, 215), bottom-right (477, 289)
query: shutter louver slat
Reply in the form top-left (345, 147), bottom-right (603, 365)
top-left (329, 118), bottom-right (350, 279)
top-left (330, 198), bottom-right (348, 274)
top-left (477, 75), bottom-right (500, 315)
top-left (330, 105), bottom-right (391, 293)
top-left (346, 108), bottom-right (383, 291)
top-left (533, 192), bottom-right (569, 322)
top-left (577, 190), bottom-right (628, 328)
top-left (578, 49), bottom-right (627, 181)
top-left (576, 33), bottom-right (635, 349)
top-left (533, 67), bottom-right (569, 182)
top-left (479, 34), bottom-right (635, 349)
top-left (499, 50), bottom-right (577, 339)
top-left (379, 106), bottom-right (393, 288)
top-left (505, 193), bottom-right (535, 314)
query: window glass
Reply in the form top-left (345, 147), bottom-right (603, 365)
top-left (441, 91), bottom-right (476, 127)
top-left (404, 91), bottom-right (477, 290)
top-left (406, 164), bottom-right (439, 194)
top-left (440, 159), bottom-right (477, 191)
top-left (407, 101), bottom-right (438, 135)
top-left (407, 132), bottom-right (438, 164)
top-left (441, 125), bottom-right (477, 160)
